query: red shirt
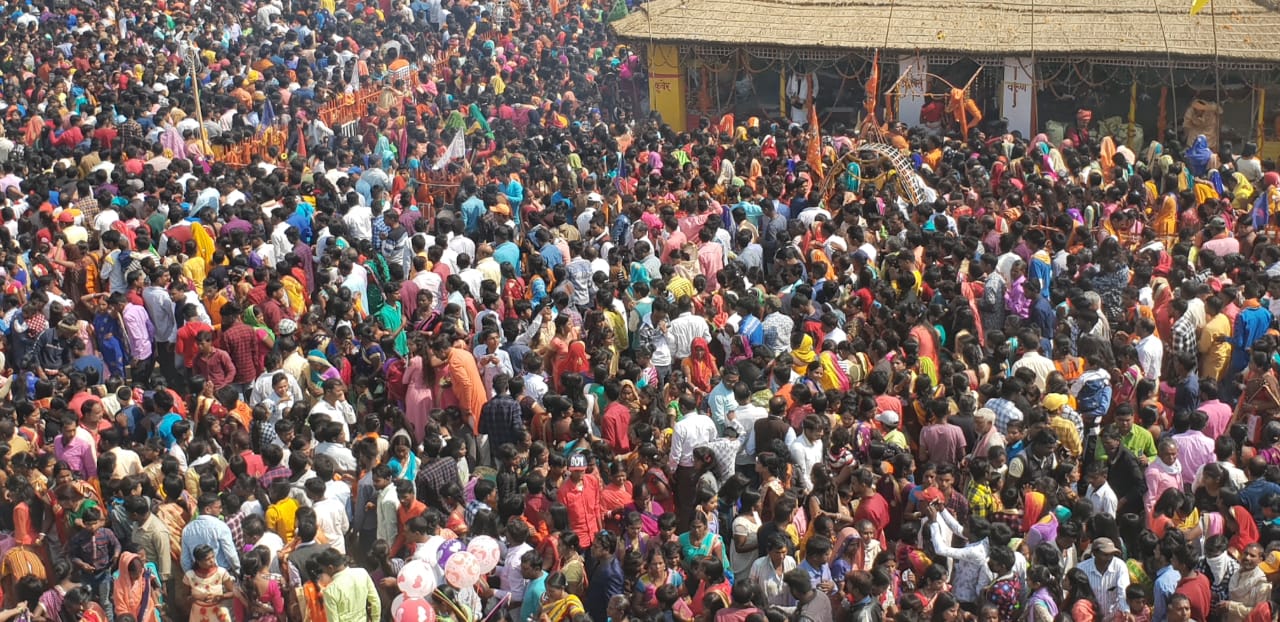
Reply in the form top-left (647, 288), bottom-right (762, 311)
top-left (854, 492), bottom-right (891, 547)
top-left (557, 472), bottom-right (603, 547)
top-left (601, 402), bottom-right (632, 454)
top-left (177, 321), bottom-right (214, 369)
top-left (193, 347), bottom-right (236, 391)
top-left (1175, 572), bottom-right (1212, 622)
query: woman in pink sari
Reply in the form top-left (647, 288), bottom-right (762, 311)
top-left (113, 552), bottom-right (162, 622)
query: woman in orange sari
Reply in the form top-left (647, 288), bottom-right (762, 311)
top-left (113, 551), bottom-right (162, 622)
top-left (1, 477), bottom-right (45, 605)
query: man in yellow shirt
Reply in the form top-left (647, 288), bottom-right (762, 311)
top-left (264, 480), bottom-right (299, 542)
top-left (1198, 294), bottom-right (1232, 381)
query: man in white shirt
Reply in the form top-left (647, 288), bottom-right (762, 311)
top-left (1078, 538), bottom-right (1131, 620)
top-left (305, 478), bottom-right (350, 554)
top-left (667, 396), bottom-right (718, 530)
top-left (1135, 318), bottom-right (1163, 381)
top-left (1084, 462), bottom-right (1119, 517)
top-left (311, 380), bottom-right (357, 441)
top-left (668, 300), bottom-right (711, 361)
top-left (1010, 330), bottom-right (1056, 392)
top-left (789, 415), bottom-right (825, 494)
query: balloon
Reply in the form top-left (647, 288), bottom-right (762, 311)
top-left (436, 539), bottom-right (465, 567)
top-left (416, 535), bottom-right (445, 564)
top-left (444, 550), bottom-right (481, 588)
top-left (397, 560), bottom-right (438, 599)
top-left (391, 594), bottom-right (405, 622)
top-left (467, 535), bottom-right (502, 574)
top-left (398, 598), bottom-right (436, 622)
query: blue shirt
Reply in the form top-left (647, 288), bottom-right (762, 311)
top-left (521, 572), bottom-right (547, 622)
top-left (180, 515), bottom-right (241, 574)
top-left (1241, 479), bottom-right (1280, 523)
top-left (494, 241), bottom-right (521, 277)
top-left (540, 243), bottom-right (564, 269)
top-left (1152, 565), bottom-right (1182, 622)
top-left (585, 558), bottom-right (624, 622)
top-left (461, 196), bottom-right (485, 234)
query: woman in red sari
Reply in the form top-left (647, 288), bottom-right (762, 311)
top-left (552, 335), bottom-right (588, 393)
top-left (600, 461), bottom-right (633, 515)
top-left (683, 337), bottom-right (718, 394)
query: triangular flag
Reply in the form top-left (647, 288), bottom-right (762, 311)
top-left (433, 130), bottom-right (466, 170)
top-left (606, 0), bottom-right (627, 22)
top-left (1190, 0), bottom-right (1209, 14)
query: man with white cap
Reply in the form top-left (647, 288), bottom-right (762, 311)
top-left (875, 411), bottom-right (907, 450)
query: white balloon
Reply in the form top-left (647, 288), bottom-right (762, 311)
top-left (391, 594), bottom-right (406, 622)
top-left (397, 559), bottom-right (439, 599)
top-left (416, 535), bottom-right (445, 564)
top-left (467, 535), bottom-right (502, 575)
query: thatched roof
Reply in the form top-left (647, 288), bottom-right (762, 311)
top-left (611, 0), bottom-right (1280, 64)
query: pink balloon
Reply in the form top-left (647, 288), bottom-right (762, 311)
top-left (398, 598), bottom-right (436, 622)
top-left (443, 550), bottom-right (480, 589)
top-left (467, 535), bottom-right (502, 574)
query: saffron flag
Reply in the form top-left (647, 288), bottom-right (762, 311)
top-left (1190, 0), bottom-right (1209, 14)
top-left (805, 75), bottom-right (823, 179)
top-left (864, 50), bottom-right (880, 119)
top-left (433, 129), bottom-right (466, 170)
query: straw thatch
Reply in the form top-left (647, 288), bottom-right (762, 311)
top-left (612, 0), bottom-right (1280, 63)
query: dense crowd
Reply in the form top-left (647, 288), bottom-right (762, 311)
top-left (1, 0), bottom-right (1280, 619)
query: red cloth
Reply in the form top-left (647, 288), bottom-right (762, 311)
top-left (601, 402), bottom-right (632, 454)
top-left (1175, 572), bottom-right (1212, 622)
top-left (557, 472), bottom-right (603, 548)
top-left (853, 492), bottom-right (891, 547)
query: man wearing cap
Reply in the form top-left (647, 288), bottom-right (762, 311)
top-left (1079, 537), bottom-right (1130, 619)
top-left (33, 316), bottom-right (80, 380)
top-left (557, 453), bottom-right (603, 548)
top-left (1043, 394), bottom-right (1082, 458)
top-left (876, 411), bottom-right (908, 450)
top-left (1201, 216), bottom-right (1239, 257)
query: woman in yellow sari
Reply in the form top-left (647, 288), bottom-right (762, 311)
top-left (791, 334), bottom-right (816, 377)
top-left (539, 572), bottom-right (585, 622)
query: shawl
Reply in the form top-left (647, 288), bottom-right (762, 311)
top-left (819, 350), bottom-right (850, 392)
top-left (1100, 136), bottom-right (1117, 184)
top-left (1230, 505), bottom-right (1260, 552)
top-left (1186, 135), bottom-right (1213, 177)
top-left (726, 335), bottom-right (753, 368)
top-left (1233, 172), bottom-right (1256, 212)
top-left (555, 341), bottom-right (590, 384)
top-left (542, 595), bottom-right (585, 622)
top-left (686, 337), bottom-right (718, 392)
top-left (113, 552), bottom-right (159, 622)
top-left (791, 334), bottom-right (816, 376)
top-left (242, 306), bottom-right (275, 342)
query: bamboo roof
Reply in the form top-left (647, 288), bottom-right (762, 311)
top-left (611, 0), bottom-right (1280, 64)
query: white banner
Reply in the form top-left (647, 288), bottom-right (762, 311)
top-left (1002, 57), bottom-right (1035, 138)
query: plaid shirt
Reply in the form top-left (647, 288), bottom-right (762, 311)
top-left (464, 499), bottom-right (491, 526)
top-left (220, 323), bottom-right (264, 384)
top-left (985, 398), bottom-right (1023, 436)
top-left (69, 527), bottom-right (121, 574)
top-left (75, 195), bottom-right (99, 223)
top-left (966, 480), bottom-right (1000, 521)
top-left (479, 395), bottom-right (525, 449)
top-left (415, 457), bottom-right (458, 504)
top-left (1171, 314), bottom-right (1198, 361)
top-left (121, 119), bottom-right (143, 145)
top-left (261, 464), bottom-right (291, 489)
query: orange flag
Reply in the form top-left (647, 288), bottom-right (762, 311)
top-left (806, 74), bottom-right (822, 178)
top-left (864, 50), bottom-right (880, 119)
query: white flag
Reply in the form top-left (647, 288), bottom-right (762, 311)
top-left (432, 130), bottom-right (466, 170)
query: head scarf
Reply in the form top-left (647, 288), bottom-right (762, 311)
top-left (726, 334), bottom-right (753, 367)
top-left (243, 305), bottom-right (275, 341)
top-left (1186, 135), bottom-right (1213, 176)
top-left (560, 340), bottom-right (590, 377)
top-left (619, 379), bottom-right (642, 411)
top-left (791, 334), bottom-right (816, 376)
top-left (113, 551), bottom-right (159, 622)
top-left (686, 337), bottom-right (718, 391)
top-left (819, 349), bottom-right (850, 392)
top-left (1100, 136), bottom-right (1117, 184)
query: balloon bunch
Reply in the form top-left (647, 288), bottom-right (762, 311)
top-left (391, 535), bottom-right (505, 621)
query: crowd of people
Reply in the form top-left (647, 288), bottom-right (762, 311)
top-left (3, 0), bottom-right (1280, 618)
